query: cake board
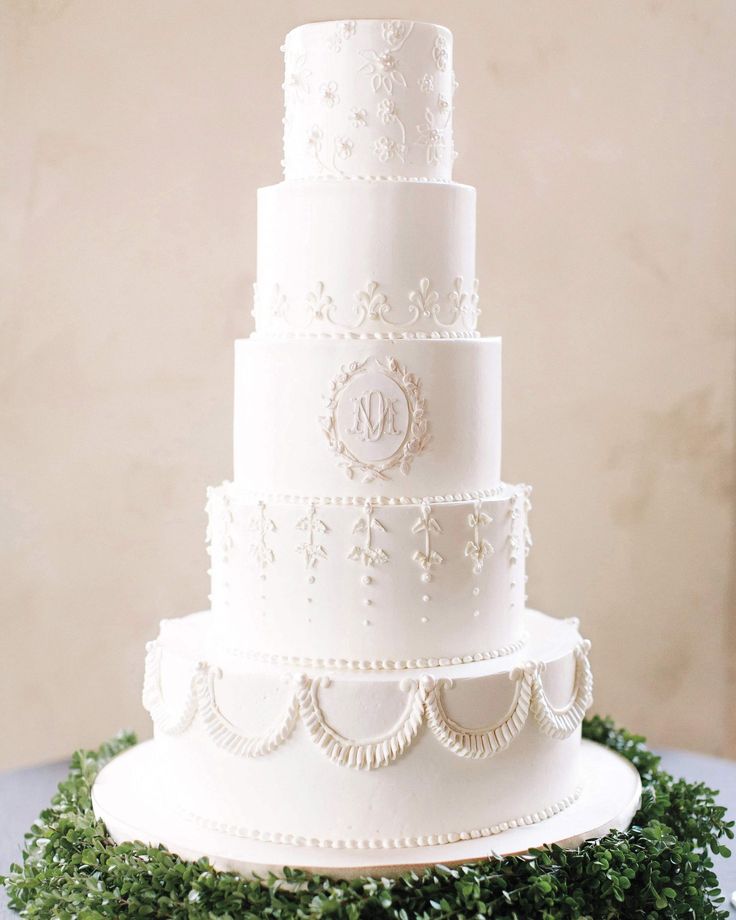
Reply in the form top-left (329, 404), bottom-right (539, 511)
top-left (92, 738), bottom-right (641, 879)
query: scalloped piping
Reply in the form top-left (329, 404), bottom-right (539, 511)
top-left (144, 638), bottom-right (592, 769)
top-left (194, 665), bottom-right (300, 757)
top-left (141, 642), bottom-right (197, 736)
top-left (297, 675), bottom-right (425, 769)
top-left (220, 631), bottom-right (529, 671)
top-left (424, 664), bottom-right (535, 759)
top-left (531, 640), bottom-right (594, 740)
top-left (181, 783), bottom-right (584, 849)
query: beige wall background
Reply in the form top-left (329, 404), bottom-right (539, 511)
top-left (1, 0), bottom-right (734, 771)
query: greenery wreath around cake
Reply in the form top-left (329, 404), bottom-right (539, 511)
top-left (2, 717), bottom-right (733, 919)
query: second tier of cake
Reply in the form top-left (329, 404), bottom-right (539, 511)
top-left (207, 483), bottom-right (530, 665)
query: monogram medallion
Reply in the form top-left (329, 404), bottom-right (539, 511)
top-left (337, 371), bottom-right (409, 464)
top-left (320, 356), bottom-right (430, 482)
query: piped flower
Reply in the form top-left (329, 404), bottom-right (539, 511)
top-left (334, 136), bottom-right (354, 160)
top-left (320, 80), bottom-right (340, 108)
top-left (373, 136), bottom-right (402, 163)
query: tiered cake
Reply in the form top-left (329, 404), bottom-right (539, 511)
top-left (94, 21), bottom-right (640, 871)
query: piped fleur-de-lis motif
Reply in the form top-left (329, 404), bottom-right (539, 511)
top-left (356, 281), bottom-right (390, 323)
top-left (430, 277), bottom-right (481, 329)
top-left (465, 500), bottom-right (493, 574)
top-left (522, 487), bottom-right (533, 557)
top-left (256, 278), bottom-right (480, 334)
top-left (348, 501), bottom-right (389, 566)
top-left (509, 487), bottom-right (533, 564)
top-left (411, 501), bottom-right (443, 572)
top-left (269, 284), bottom-right (288, 321)
top-left (306, 282), bottom-right (334, 322)
top-left (248, 501), bottom-right (276, 571)
top-left (250, 282), bottom-right (263, 323)
top-left (409, 277), bottom-right (440, 319)
top-left (255, 282), bottom-right (287, 323)
top-left (205, 486), bottom-right (234, 564)
top-left (295, 502), bottom-right (329, 569)
top-left (448, 277), bottom-right (480, 329)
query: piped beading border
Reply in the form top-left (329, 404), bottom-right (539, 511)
top-left (251, 330), bottom-right (480, 341)
top-left (218, 483), bottom-right (517, 508)
top-left (214, 631), bottom-right (529, 671)
top-left (144, 638), bottom-right (593, 770)
top-left (181, 783), bottom-right (584, 850)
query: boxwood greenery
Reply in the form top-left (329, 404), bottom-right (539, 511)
top-left (2, 717), bottom-right (733, 919)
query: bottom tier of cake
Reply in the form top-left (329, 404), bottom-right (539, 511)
top-left (142, 609), bottom-right (592, 849)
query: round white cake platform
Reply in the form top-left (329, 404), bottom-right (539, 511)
top-left (92, 738), bottom-right (641, 879)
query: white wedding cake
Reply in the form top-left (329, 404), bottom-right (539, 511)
top-left (95, 21), bottom-right (641, 870)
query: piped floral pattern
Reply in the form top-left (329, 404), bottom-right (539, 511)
top-left (282, 20), bottom-right (456, 179)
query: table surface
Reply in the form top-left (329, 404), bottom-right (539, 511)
top-left (1, 749), bottom-right (734, 918)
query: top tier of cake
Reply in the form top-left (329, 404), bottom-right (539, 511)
top-left (282, 20), bottom-right (455, 182)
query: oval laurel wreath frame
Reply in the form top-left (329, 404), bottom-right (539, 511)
top-left (320, 355), bottom-right (431, 482)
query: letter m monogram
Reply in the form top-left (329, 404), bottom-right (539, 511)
top-left (349, 390), bottom-right (400, 442)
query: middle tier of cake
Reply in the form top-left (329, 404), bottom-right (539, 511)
top-left (207, 484), bottom-right (530, 666)
top-left (233, 336), bottom-right (502, 498)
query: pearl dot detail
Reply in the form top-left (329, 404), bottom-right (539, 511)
top-left (421, 573), bottom-right (432, 583)
top-left (362, 619), bottom-right (371, 627)
top-left (473, 610), bottom-right (480, 618)
top-left (420, 616), bottom-right (428, 624)
top-left (422, 594), bottom-right (431, 603)
top-left (472, 586), bottom-right (480, 597)
top-left (364, 598), bottom-right (372, 607)
top-left (361, 575), bottom-right (372, 586)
